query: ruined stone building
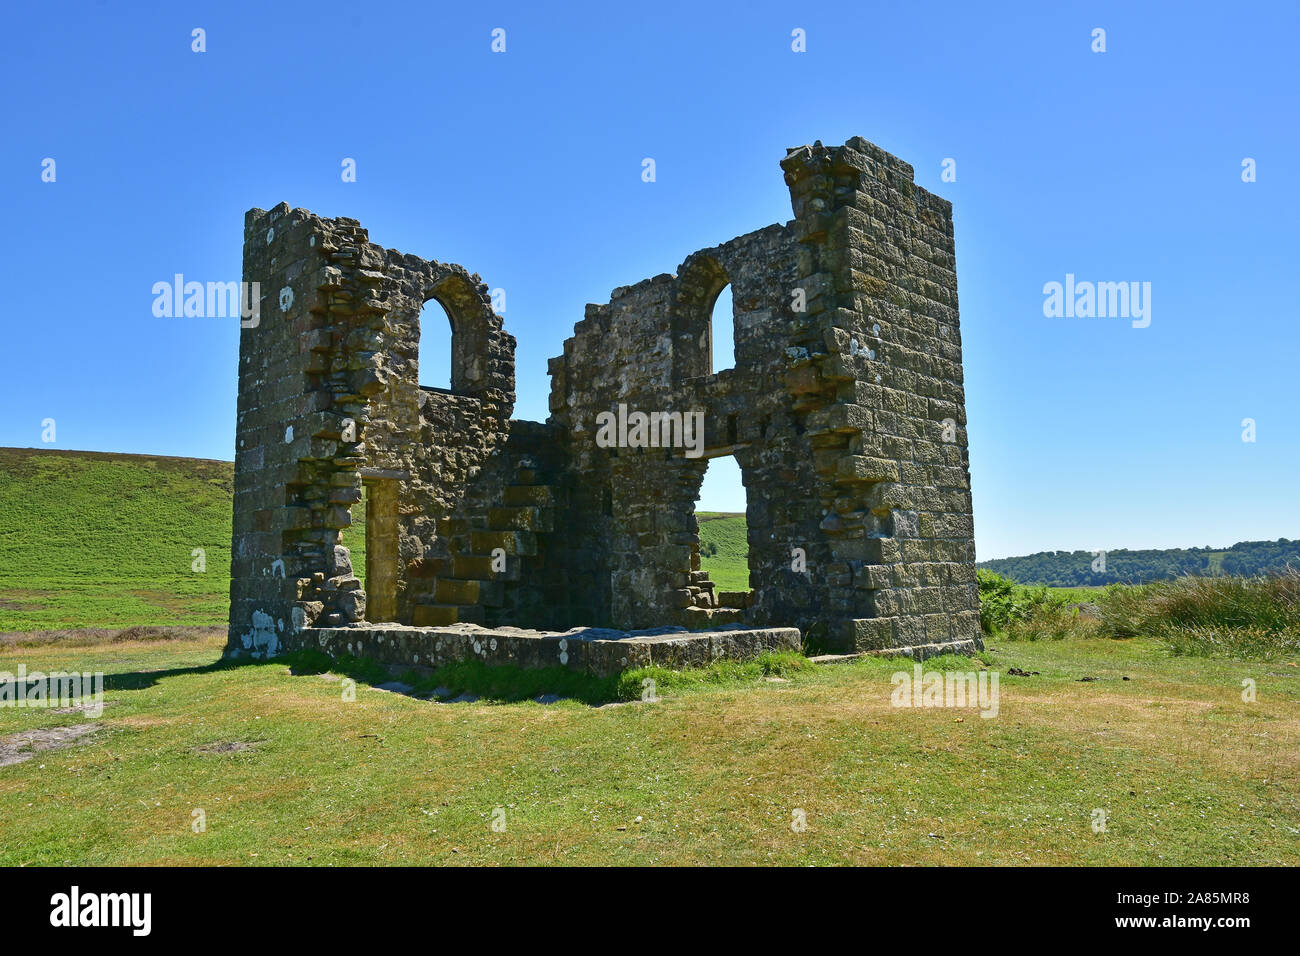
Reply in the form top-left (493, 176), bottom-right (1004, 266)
top-left (226, 137), bottom-right (980, 674)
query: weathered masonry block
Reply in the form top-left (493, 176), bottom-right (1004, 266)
top-left (227, 136), bottom-right (980, 667)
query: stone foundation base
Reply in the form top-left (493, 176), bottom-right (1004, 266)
top-left (863, 637), bottom-right (985, 660)
top-left (294, 622), bottom-right (802, 679)
top-left (811, 636), bottom-right (984, 665)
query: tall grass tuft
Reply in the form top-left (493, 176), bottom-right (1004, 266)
top-left (1099, 568), bottom-right (1300, 658)
top-left (979, 567), bottom-right (1300, 659)
top-left (1101, 568), bottom-right (1300, 636)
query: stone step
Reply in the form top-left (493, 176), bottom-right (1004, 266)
top-left (413, 603), bottom-right (485, 627)
top-left (718, 589), bottom-right (754, 609)
top-left (488, 505), bottom-right (553, 533)
top-left (515, 467), bottom-right (542, 484)
top-left (470, 529), bottom-right (537, 557)
top-left (435, 577), bottom-right (505, 607)
top-left (452, 554), bottom-right (522, 581)
top-left (681, 606), bottom-right (747, 630)
top-left (503, 484), bottom-right (556, 506)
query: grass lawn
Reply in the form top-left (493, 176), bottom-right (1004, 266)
top-left (1, 630), bottom-right (1296, 865)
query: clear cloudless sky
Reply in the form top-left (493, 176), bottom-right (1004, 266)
top-left (2, 0), bottom-right (1296, 560)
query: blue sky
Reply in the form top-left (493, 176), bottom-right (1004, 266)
top-left (2, 0), bottom-right (1296, 559)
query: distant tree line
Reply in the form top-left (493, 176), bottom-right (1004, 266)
top-left (979, 539), bottom-right (1300, 587)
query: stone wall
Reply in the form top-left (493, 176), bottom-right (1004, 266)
top-left (782, 138), bottom-right (980, 651)
top-left (545, 138), bottom-right (978, 651)
top-left (228, 204), bottom-right (518, 657)
top-left (228, 136), bottom-right (980, 662)
top-left (545, 223), bottom-right (828, 634)
top-left (302, 623), bottom-right (801, 680)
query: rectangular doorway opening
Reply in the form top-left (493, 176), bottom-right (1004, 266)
top-left (362, 477), bottom-right (399, 623)
top-left (691, 451), bottom-right (754, 620)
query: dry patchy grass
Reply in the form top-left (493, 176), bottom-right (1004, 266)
top-left (0, 632), bottom-right (1295, 866)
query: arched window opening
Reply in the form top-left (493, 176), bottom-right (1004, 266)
top-left (709, 283), bottom-right (736, 373)
top-left (417, 299), bottom-right (454, 391)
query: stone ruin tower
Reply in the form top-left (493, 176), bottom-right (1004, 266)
top-left (227, 137), bottom-right (980, 665)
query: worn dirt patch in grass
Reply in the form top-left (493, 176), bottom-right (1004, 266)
top-left (0, 590), bottom-right (55, 612)
top-left (195, 740), bottom-right (262, 755)
top-left (0, 723), bottom-right (101, 767)
top-left (128, 590), bottom-right (200, 614)
top-left (111, 715), bottom-right (179, 729)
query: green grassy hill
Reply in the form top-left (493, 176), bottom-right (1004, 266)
top-left (698, 511), bottom-right (749, 591)
top-left (0, 447), bottom-right (234, 631)
top-left (7, 445), bottom-right (1294, 635)
top-left (0, 447), bottom-right (751, 631)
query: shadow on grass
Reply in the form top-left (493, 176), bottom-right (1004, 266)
top-left (282, 648), bottom-right (627, 706)
top-left (93, 646), bottom-right (872, 708)
top-left (87, 650), bottom-right (624, 703)
top-left (101, 654), bottom-right (263, 692)
top-left (280, 648), bottom-right (819, 708)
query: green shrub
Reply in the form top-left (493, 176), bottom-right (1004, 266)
top-left (976, 569), bottom-right (1016, 634)
top-left (977, 569), bottom-right (1096, 640)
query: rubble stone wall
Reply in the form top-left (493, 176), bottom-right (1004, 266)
top-left (228, 204), bottom-right (516, 656)
top-left (545, 138), bottom-right (978, 651)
